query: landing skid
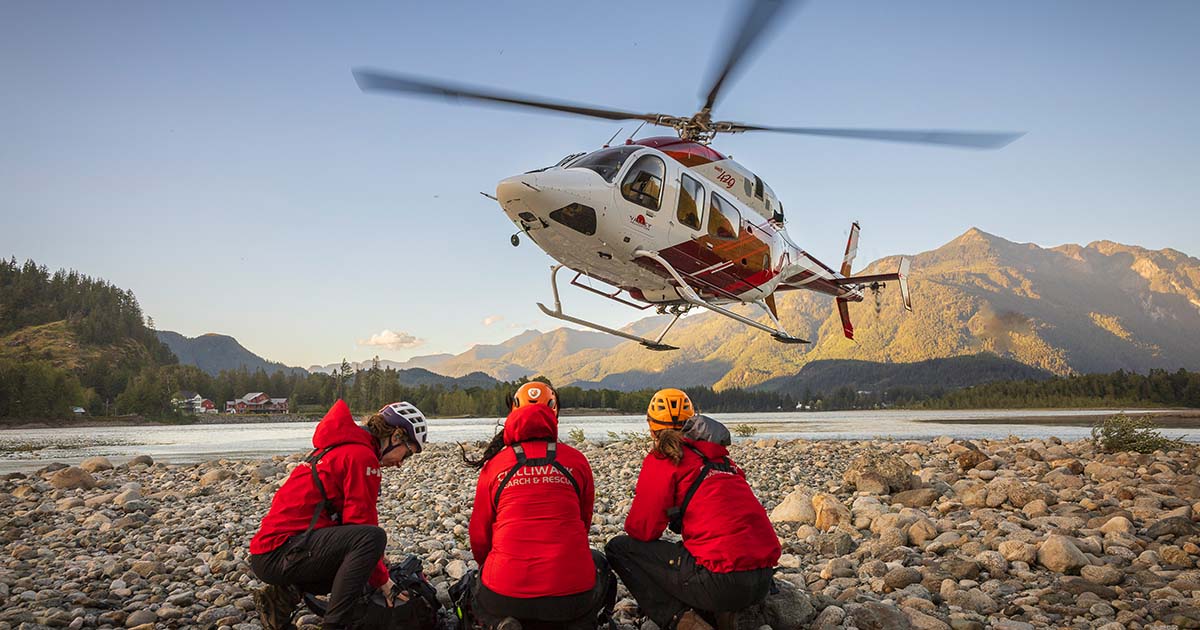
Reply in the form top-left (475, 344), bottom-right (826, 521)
top-left (536, 265), bottom-right (681, 351)
top-left (634, 249), bottom-right (810, 345)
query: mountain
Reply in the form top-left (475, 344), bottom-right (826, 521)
top-left (400, 228), bottom-right (1200, 393)
top-left (755, 354), bottom-right (1054, 395)
top-left (157, 331), bottom-right (306, 376)
top-left (307, 354), bottom-right (455, 375)
top-left (393, 368), bottom-right (500, 389)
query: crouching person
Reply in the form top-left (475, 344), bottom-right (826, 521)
top-left (249, 400), bottom-right (429, 629)
top-left (605, 389), bottom-right (780, 630)
top-left (464, 383), bottom-right (616, 629)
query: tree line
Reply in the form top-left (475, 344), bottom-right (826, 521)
top-left (101, 358), bottom-right (797, 419)
top-left (794, 368), bottom-right (1200, 411)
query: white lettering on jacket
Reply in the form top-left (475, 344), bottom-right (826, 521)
top-left (495, 465), bottom-right (575, 488)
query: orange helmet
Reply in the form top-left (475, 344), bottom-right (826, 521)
top-left (510, 382), bottom-right (558, 416)
top-left (647, 388), bottom-right (695, 431)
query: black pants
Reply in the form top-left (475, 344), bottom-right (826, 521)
top-left (604, 535), bottom-right (773, 628)
top-left (471, 550), bottom-right (617, 630)
top-left (251, 525), bottom-right (387, 628)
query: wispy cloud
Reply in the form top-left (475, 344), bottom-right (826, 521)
top-left (357, 329), bottom-right (424, 351)
top-left (482, 315), bottom-right (504, 327)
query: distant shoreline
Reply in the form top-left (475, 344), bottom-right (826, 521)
top-left (3, 406), bottom-right (1197, 431)
top-left (913, 408), bottom-right (1200, 428)
top-left (0, 406), bottom-right (631, 430)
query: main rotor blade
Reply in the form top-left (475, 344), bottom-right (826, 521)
top-left (701, 0), bottom-right (799, 112)
top-left (354, 68), bottom-right (666, 125)
top-left (721, 123), bottom-right (1025, 149)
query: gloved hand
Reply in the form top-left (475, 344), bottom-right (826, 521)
top-left (380, 579), bottom-right (410, 607)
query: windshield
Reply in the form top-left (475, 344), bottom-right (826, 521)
top-left (567, 146), bottom-right (641, 183)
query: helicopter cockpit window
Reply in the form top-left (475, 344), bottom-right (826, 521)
top-left (708, 193), bottom-right (741, 241)
top-left (568, 146), bottom-right (640, 183)
top-left (620, 155), bottom-right (665, 212)
top-left (677, 174), bottom-right (704, 231)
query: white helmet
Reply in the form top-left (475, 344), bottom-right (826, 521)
top-left (378, 401), bottom-right (428, 453)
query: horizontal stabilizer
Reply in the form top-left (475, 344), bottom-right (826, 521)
top-left (832, 256), bottom-right (912, 312)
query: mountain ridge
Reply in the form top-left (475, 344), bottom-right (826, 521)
top-left (156, 331), bottom-right (307, 377)
top-left (377, 227), bottom-right (1200, 393)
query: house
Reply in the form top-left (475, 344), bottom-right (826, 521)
top-left (226, 392), bottom-right (288, 414)
top-left (172, 391), bottom-right (204, 414)
top-left (71, 406), bottom-right (87, 416)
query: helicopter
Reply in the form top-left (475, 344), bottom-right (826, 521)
top-left (353, 0), bottom-right (1022, 351)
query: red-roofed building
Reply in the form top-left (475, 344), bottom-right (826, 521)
top-left (226, 392), bottom-right (288, 414)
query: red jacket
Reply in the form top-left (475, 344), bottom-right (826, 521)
top-left (625, 438), bottom-right (780, 573)
top-left (469, 405), bottom-right (596, 598)
top-left (250, 400), bottom-right (389, 588)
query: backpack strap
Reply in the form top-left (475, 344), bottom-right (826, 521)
top-left (668, 443), bottom-right (734, 535)
top-left (298, 441), bottom-right (359, 547)
top-left (492, 441), bottom-right (582, 510)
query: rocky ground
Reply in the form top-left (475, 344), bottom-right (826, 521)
top-left (2, 435), bottom-right (1199, 629)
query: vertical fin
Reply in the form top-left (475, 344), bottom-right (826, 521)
top-left (840, 221), bottom-right (860, 276)
top-left (837, 297), bottom-right (854, 339)
top-left (898, 257), bottom-right (912, 312)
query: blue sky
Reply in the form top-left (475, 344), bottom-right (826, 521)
top-left (2, 1), bottom-right (1198, 368)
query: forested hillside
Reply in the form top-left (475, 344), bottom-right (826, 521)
top-left (0, 258), bottom-right (177, 417)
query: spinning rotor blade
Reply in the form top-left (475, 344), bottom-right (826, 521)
top-left (353, 69), bottom-right (666, 125)
top-left (719, 124), bottom-right (1025, 149)
top-left (701, 0), bottom-right (799, 112)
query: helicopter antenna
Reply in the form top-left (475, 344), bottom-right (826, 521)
top-left (627, 121), bottom-right (647, 142)
top-left (602, 127), bottom-right (623, 148)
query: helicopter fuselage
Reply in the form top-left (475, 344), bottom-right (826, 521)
top-left (496, 137), bottom-right (862, 309)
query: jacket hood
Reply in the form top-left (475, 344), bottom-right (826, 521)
top-left (502, 405), bottom-right (558, 445)
top-left (685, 437), bottom-right (730, 460)
top-left (312, 399), bottom-right (376, 452)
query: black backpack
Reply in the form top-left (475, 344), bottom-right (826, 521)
top-left (302, 555), bottom-right (446, 630)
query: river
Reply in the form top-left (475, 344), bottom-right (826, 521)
top-left (0, 408), bottom-right (1192, 473)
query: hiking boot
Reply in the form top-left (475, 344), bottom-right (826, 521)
top-left (714, 611), bottom-right (738, 630)
top-left (674, 610), bottom-right (714, 630)
top-left (495, 618), bottom-right (523, 630)
top-left (254, 583), bottom-right (300, 630)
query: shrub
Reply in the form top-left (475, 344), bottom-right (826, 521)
top-left (567, 427), bottom-right (586, 445)
top-left (732, 423), bottom-right (758, 437)
top-left (1092, 413), bottom-right (1184, 454)
top-left (606, 430), bottom-right (649, 445)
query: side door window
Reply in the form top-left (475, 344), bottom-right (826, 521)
top-left (620, 155), bottom-right (666, 212)
top-left (676, 173), bottom-right (704, 231)
top-left (708, 193), bottom-right (741, 241)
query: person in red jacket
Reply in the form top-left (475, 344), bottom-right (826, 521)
top-left (249, 399), bottom-right (429, 630)
top-left (464, 382), bottom-right (616, 629)
top-left (605, 389), bottom-right (780, 630)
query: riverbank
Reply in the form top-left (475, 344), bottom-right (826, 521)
top-left (914, 408), bottom-right (1200, 428)
top-left (3, 436), bottom-right (1199, 629)
top-left (0, 407), bottom-right (627, 429)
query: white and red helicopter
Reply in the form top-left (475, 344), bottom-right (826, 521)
top-left (354, 0), bottom-right (1021, 351)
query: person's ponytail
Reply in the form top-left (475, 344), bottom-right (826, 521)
top-left (650, 428), bottom-right (685, 465)
top-left (460, 430), bottom-right (506, 469)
